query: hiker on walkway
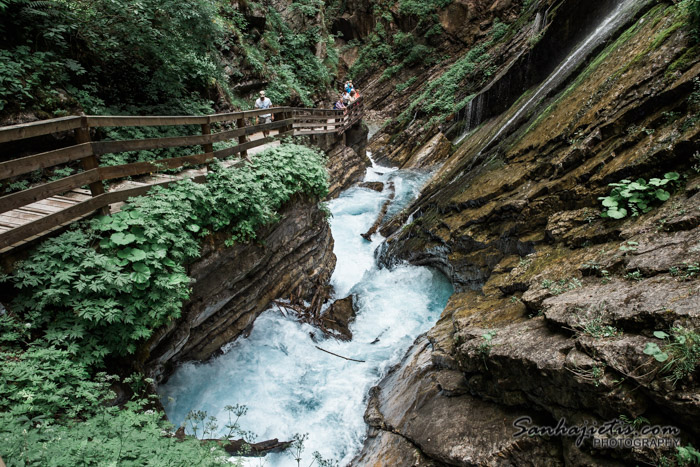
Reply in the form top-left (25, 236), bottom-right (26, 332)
top-left (348, 89), bottom-right (358, 105)
top-left (334, 95), bottom-right (346, 111)
top-left (255, 90), bottom-right (273, 137)
top-left (342, 89), bottom-right (351, 106)
top-left (345, 80), bottom-right (354, 94)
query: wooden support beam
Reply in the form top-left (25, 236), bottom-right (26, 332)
top-left (76, 116), bottom-right (108, 215)
top-left (237, 116), bottom-right (248, 159)
top-left (201, 117), bottom-right (214, 172)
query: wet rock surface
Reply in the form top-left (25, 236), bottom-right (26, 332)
top-left (322, 295), bottom-right (357, 341)
top-left (325, 122), bottom-right (371, 199)
top-left (355, 1), bottom-right (700, 465)
top-left (144, 195), bottom-right (336, 382)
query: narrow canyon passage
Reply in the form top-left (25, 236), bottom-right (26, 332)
top-left (159, 157), bottom-right (454, 465)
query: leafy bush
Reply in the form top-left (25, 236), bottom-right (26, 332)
top-left (0, 400), bottom-right (233, 467)
top-left (599, 172), bottom-right (680, 219)
top-left (0, 343), bottom-right (109, 420)
top-left (0, 312), bottom-right (235, 466)
top-left (644, 327), bottom-right (700, 386)
top-left (7, 144), bottom-right (329, 363)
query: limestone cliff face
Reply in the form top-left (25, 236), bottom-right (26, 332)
top-left (357, 0), bottom-right (700, 464)
top-left (144, 195), bottom-right (335, 382)
top-left (321, 121), bottom-right (371, 199)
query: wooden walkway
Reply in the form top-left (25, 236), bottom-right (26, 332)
top-left (0, 99), bottom-right (364, 253)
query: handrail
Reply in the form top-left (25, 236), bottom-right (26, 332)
top-left (0, 98), bottom-right (364, 251)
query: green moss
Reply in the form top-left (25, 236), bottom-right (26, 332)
top-left (666, 44), bottom-right (700, 75)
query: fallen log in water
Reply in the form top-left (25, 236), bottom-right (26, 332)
top-left (361, 181), bottom-right (395, 241)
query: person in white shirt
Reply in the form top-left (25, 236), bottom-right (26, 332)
top-left (255, 90), bottom-right (274, 137)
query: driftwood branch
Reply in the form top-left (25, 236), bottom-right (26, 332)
top-left (361, 181), bottom-right (395, 241)
top-left (314, 345), bottom-right (365, 362)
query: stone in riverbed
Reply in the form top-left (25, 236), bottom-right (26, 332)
top-left (322, 295), bottom-right (357, 341)
top-left (358, 181), bottom-right (385, 192)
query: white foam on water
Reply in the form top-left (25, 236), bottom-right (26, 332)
top-left (159, 161), bottom-right (452, 466)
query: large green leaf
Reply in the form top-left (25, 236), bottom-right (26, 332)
top-left (130, 262), bottom-right (151, 284)
top-left (655, 189), bottom-right (670, 201)
top-left (111, 232), bottom-right (136, 245)
top-left (132, 262), bottom-right (150, 274)
top-left (607, 207), bottom-right (627, 219)
top-left (126, 248), bottom-right (147, 262)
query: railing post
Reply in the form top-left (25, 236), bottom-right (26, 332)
top-left (237, 116), bottom-right (248, 159)
top-left (287, 110), bottom-right (294, 134)
top-left (201, 116), bottom-right (214, 171)
top-left (277, 109), bottom-right (283, 136)
top-left (76, 116), bottom-right (109, 215)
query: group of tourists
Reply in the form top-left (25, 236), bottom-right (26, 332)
top-left (334, 80), bottom-right (360, 111)
top-left (253, 80), bottom-right (360, 134)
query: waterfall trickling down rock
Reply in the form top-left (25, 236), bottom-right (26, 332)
top-left (476, 0), bottom-right (646, 154)
top-left (455, 93), bottom-right (486, 145)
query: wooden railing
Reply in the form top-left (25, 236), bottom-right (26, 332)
top-left (0, 99), bottom-right (364, 252)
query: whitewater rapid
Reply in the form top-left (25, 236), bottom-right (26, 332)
top-left (159, 158), bottom-right (453, 466)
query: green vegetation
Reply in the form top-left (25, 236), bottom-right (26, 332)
top-left (250, 3), bottom-right (337, 106)
top-left (625, 269), bottom-right (644, 281)
top-left (644, 327), bottom-right (700, 386)
top-left (397, 0), bottom-right (451, 17)
top-left (619, 240), bottom-right (639, 252)
top-left (619, 414), bottom-right (650, 430)
top-left (288, 433), bottom-right (339, 467)
top-left (349, 0), bottom-right (484, 83)
top-left (478, 330), bottom-right (497, 368)
top-left (396, 44), bottom-right (490, 125)
top-left (599, 172), bottom-right (681, 219)
top-left (0, 314), bottom-right (235, 466)
top-left (7, 145), bottom-right (328, 362)
top-left (540, 277), bottom-right (582, 295)
top-left (676, 444), bottom-right (700, 466)
top-left (0, 0), bottom-right (225, 115)
top-left (688, 0), bottom-right (700, 42)
top-left (669, 262), bottom-right (700, 281)
top-left (396, 76), bottom-right (419, 93)
top-left (569, 361), bottom-right (606, 387)
top-left (573, 305), bottom-right (621, 338)
top-left (0, 145), bottom-right (329, 465)
top-left (0, 0), bottom-right (339, 119)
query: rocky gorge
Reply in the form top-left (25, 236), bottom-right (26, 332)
top-left (1, 0), bottom-right (697, 464)
top-left (149, 0), bottom-right (700, 464)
